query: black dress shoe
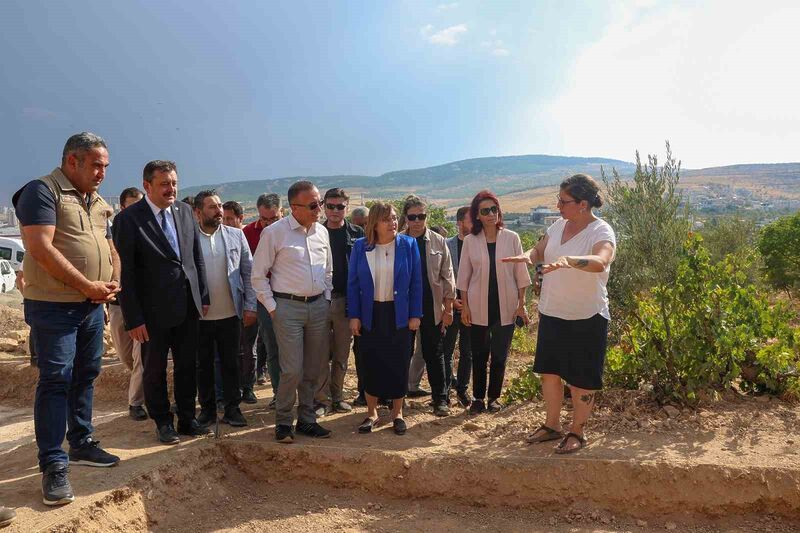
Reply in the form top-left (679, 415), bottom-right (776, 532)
top-left (352, 394), bottom-right (367, 407)
top-left (129, 405), bottom-right (148, 421)
top-left (275, 424), bottom-right (294, 443)
top-left (221, 408), bottom-right (248, 427)
top-left (241, 388), bottom-right (258, 404)
top-left (469, 399), bottom-right (486, 415)
top-left (296, 422), bottom-right (332, 438)
top-left (197, 409), bottom-right (216, 428)
top-left (456, 390), bottom-right (472, 408)
top-left (393, 418), bottom-right (407, 435)
top-left (487, 399), bottom-right (504, 413)
top-left (407, 388), bottom-right (430, 398)
top-left (156, 424), bottom-right (180, 445)
top-left (177, 419), bottom-right (212, 437)
top-left (433, 400), bottom-right (450, 417)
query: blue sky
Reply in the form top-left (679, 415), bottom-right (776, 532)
top-left (1, 1), bottom-right (798, 204)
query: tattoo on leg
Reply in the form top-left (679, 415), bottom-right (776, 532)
top-left (579, 393), bottom-right (595, 404)
top-left (575, 259), bottom-right (589, 268)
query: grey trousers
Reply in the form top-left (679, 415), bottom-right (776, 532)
top-left (408, 331), bottom-right (425, 391)
top-left (315, 296), bottom-right (352, 405)
top-left (272, 297), bottom-right (330, 426)
top-left (108, 304), bottom-right (144, 407)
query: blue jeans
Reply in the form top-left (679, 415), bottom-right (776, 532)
top-left (24, 300), bottom-right (105, 471)
top-left (256, 302), bottom-right (280, 392)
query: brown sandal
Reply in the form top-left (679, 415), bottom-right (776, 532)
top-left (526, 424), bottom-right (564, 444)
top-left (554, 432), bottom-right (587, 454)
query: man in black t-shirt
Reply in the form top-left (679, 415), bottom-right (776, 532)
top-left (314, 188), bottom-right (365, 414)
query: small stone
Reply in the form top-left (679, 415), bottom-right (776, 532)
top-left (636, 519), bottom-right (647, 527)
top-left (666, 521), bottom-right (677, 530)
top-left (463, 422), bottom-right (482, 432)
top-left (662, 405), bottom-right (680, 418)
top-left (0, 338), bottom-right (18, 352)
top-left (548, 517), bottom-right (557, 526)
top-left (403, 459), bottom-right (411, 469)
top-left (787, 439), bottom-right (795, 445)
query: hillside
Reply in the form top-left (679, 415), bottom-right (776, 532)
top-left (180, 156), bottom-right (800, 213)
top-left (181, 154), bottom-right (636, 205)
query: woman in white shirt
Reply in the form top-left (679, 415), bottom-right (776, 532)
top-left (503, 174), bottom-right (616, 454)
top-left (347, 202), bottom-right (423, 435)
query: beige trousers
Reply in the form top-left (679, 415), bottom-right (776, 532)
top-left (108, 304), bottom-right (145, 407)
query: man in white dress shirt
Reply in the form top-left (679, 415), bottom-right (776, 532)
top-left (251, 181), bottom-right (333, 443)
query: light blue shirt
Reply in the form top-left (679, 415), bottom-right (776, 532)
top-left (144, 195), bottom-right (182, 260)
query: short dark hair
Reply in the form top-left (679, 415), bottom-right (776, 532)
top-left (469, 190), bottom-right (505, 235)
top-left (560, 173), bottom-right (603, 208)
top-left (119, 187), bottom-right (143, 206)
top-left (180, 196), bottom-right (194, 206)
top-left (62, 132), bottom-right (107, 163)
top-left (287, 180), bottom-right (316, 203)
top-left (431, 225), bottom-right (448, 238)
top-left (143, 160), bottom-right (177, 183)
top-left (257, 193), bottom-right (281, 210)
top-left (324, 188), bottom-right (349, 202)
top-left (456, 206), bottom-right (470, 222)
top-left (223, 200), bottom-right (243, 218)
top-left (193, 189), bottom-right (218, 210)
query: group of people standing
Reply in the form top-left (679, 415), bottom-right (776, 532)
top-left (9, 132), bottom-right (616, 511)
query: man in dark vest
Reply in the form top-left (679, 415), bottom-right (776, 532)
top-left (13, 132), bottom-right (121, 507)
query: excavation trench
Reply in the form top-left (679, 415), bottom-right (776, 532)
top-left (37, 438), bottom-right (800, 532)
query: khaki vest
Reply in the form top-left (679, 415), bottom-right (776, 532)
top-left (23, 168), bottom-right (114, 302)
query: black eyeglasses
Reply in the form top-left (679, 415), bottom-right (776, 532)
top-left (406, 213), bottom-right (427, 222)
top-left (291, 201), bottom-right (321, 210)
top-left (479, 205), bottom-right (498, 216)
top-left (556, 196), bottom-right (577, 205)
top-left (325, 203), bottom-right (346, 211)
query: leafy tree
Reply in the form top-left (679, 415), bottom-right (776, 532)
top-left (601, 142), bottom-right (691, 317)
top-left (758, 211), bottom-right (800, 298)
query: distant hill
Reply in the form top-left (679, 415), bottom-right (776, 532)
top-left (180, 156), bottom-right (800, 211)
top-left (181, 154), bottom-right (637, 206)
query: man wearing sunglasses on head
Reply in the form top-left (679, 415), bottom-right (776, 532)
top-left (313, 188), bottom-right (365, 415)
top-left (252, 181), bottom-right (333, 443)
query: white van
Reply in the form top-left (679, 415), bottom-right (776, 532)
top-left (0, 237), bottom-right (25, 272)
top-left (0, 259), bottom-right (15, 293)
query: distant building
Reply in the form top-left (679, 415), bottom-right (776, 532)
top-left (530, 206), bottom-right (559, 224)
top-left (543, 215), bottom-right (561, 226)
top-left (7, 210), bottom-right (16, 227)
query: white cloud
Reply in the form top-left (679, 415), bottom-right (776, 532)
top-left (532, 1), bottom-right (800, 167)
top-left (426, 24), bottom-right (468, 46)
top-left (492, 48), bottom-right (510, 57)
top-left (437, 2), bottom-right (458, 11)
top-left (420, 24), bottom-right (434, 36)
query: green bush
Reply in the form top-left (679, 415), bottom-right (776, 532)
top-left (503, 361), bottom-right (542, 403)
top-left (758, 211), bottom-right (800, 297)
top-left (607, 234), bottom-right (800, 403)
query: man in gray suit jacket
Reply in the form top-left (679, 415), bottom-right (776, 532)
top-left (193, 190), bottom-right (257, 428)
top-left (442, 206), bottom-right (474, 407)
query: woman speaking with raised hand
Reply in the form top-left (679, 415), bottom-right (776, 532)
top-left (503, 173), bottom-right (616, 454)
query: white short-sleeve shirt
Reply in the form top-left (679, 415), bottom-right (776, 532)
top-left (538, 217), bottom-right (616, 320)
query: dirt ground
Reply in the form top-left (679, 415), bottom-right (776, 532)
top-left (2, 295), bottom-right (800, 532)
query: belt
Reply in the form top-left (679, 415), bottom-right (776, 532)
top-left (273, 291), bottom-right (323, 303)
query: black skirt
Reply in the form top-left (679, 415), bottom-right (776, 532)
top-left (533, 312), bottom-right (608, 390)
top-left (360, 301), bottom-right (412, 400)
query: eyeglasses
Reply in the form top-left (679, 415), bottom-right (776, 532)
top-left (406, 213), bottom-right (427, 222)
top-left (381, 215), bottom-right (399, 223)
top-left (325, 203), bottom-right (346, 211)
top-left (556, 196), bottom-right (577, 206)
top-left (291, 201), bottom-right (321, 210)
top-left (479, 205), bottom-right (498, 216)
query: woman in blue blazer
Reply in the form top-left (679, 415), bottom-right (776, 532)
top-left (348, 201), bottom-right (422, 435)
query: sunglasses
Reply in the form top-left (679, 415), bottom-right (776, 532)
top-left (406, 213), bottom-right (427, 222)
top-left (556, 196), bottom-right (577, 205)
top-left (325, 203), bottom-right (346, 211)
top-left (479, 205), bottom-right (498, 216)
top-left (291, 201), bottom-right (321, 210)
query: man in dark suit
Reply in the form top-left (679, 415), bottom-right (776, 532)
top-left (112, 160), bottom-right (211, 444)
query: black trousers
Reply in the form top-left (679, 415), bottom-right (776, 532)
top-left (141, 308), bottom-right (199, 427)
top-left (413, 322), bottom-right (448, 403)
top-left (197, 316), bottom-right (242, 414)
top-left (239, 320), bottom-right (259, 390)
top-left (441, 312), bottom-right (472, 394)
top-left (470, 322), bottom-right (514, 402)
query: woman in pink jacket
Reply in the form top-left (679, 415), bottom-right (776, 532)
top-left (457, 190), bottom-right (531, 414)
